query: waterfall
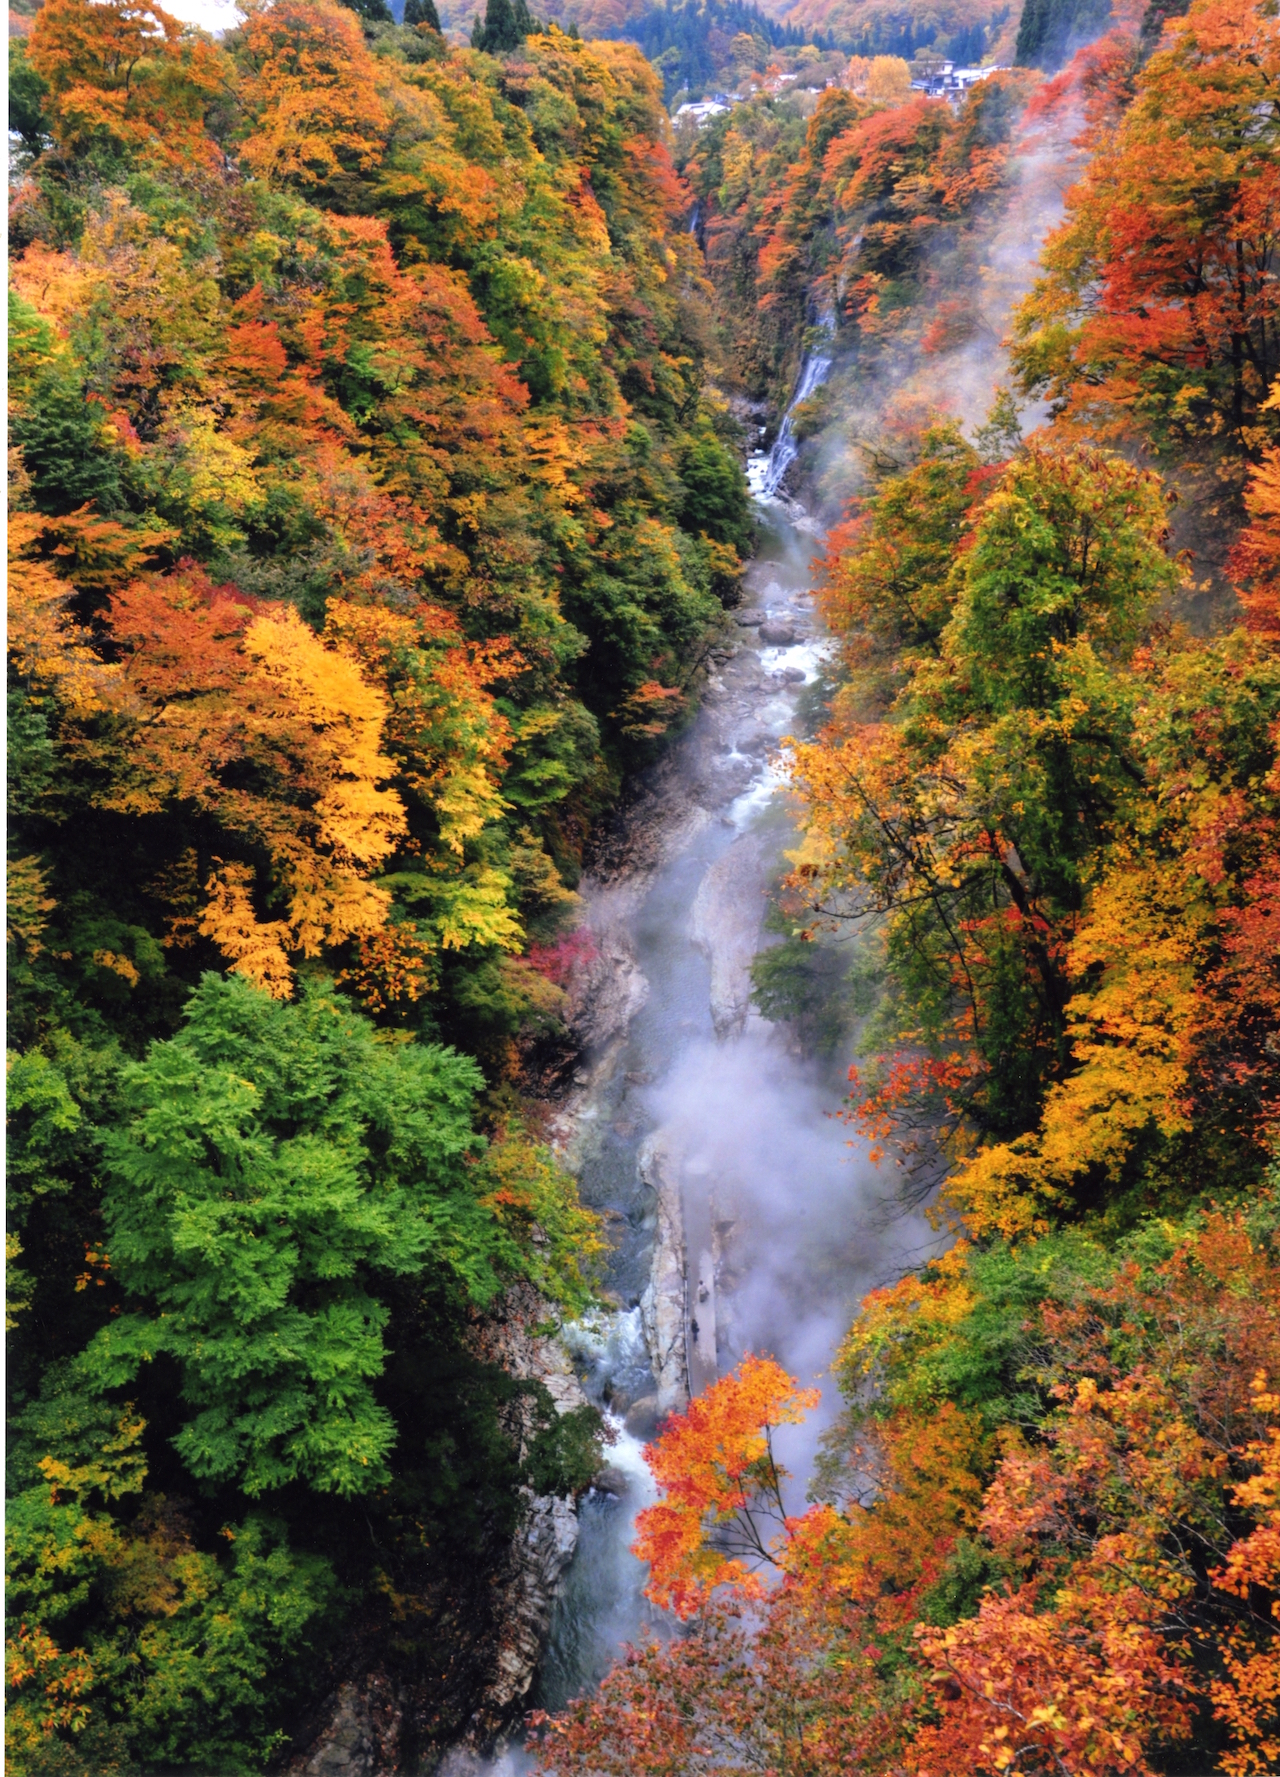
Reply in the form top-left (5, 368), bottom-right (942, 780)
top-left (748, 306), bottom-right (836, 501)
top-left (687, 202), bottom-right (700, 236)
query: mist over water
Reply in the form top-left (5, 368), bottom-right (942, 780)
top-left (449, 500), bottom-right (933, 1777)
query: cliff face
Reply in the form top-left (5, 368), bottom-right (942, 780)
top-left (637, 1134), bottom-right (689, 1426)
top-left (456, 1287), bottom-right (589, 1749)
top-left (285, 1286), bottom-right (587, 1777)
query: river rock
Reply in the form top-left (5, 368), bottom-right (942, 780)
top-left (638, 1135), bottom-right (688, 1417)
top-left (624, 1395), bottom-right (661, 1439)
top-left (734, 610), bottom-right (765, 626)
top-left (775, 666), bottom-right (806, 684)
top-left (591, 1464), bottom-right (631, 1497)
top-left (759, 622), bottom-right (797, 646)
top-left (689, 830), bottom-right (771, 1038)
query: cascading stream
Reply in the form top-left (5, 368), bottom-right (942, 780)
top-left (748, 309), bottom-right (836, 500)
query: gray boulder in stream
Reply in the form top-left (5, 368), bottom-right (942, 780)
top-left (638, 1134), bottom-right (689, 1418)
top-left (689, 830), bottom-right (770, 1037)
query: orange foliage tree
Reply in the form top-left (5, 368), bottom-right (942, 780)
top-left (540, 1216), bottom-right (1280, 1777)
top-left (27, 0), bottom-right (227, 166)
top-left (632, 1354), bottom-right (818, 1617)
top-left (237, 0), bottom-right (390, 189)
top-left (59, 566), bottom-right (406, 996)
top-left (1013, 0), bottom-right (1280, 464)
top-left (913, 1212), bottom-right (1280, 1774)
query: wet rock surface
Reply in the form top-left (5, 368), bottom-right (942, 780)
top-left (638, 1133), bottom-right (689, 1418)
top-left (689, 829), bottom-right (771, 1037)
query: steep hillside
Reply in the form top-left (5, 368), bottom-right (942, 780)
top-left (537, 4), bottom-right (1280, 1773)
top-left (6, 3), bottom-right (748, 1767)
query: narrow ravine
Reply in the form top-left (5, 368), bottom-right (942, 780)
top-left (465, 459), bottom-right (933, 1774)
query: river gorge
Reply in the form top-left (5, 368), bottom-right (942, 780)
top-left (454, 465), bottom-right (934, 1775)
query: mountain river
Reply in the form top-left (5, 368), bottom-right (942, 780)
top-left (471, 458), bottom-right (932, 1775)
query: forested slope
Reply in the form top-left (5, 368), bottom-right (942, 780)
top-left (5, 3), bottom-right (750, 1768)
top-left (9, 0), bottom-right (1280, 1769)
top-left (536, 3), bottom-right (1280, 1773)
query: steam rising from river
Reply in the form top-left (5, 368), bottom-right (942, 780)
top-left (796, 112), bottom-right (1079, 516)
top-left (512, 508), bottom-right (940, 1751)
top-left (645, 1027), bottom-right (927, 1502)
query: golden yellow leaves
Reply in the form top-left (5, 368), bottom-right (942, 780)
top-left (198, 862), bottom-right (297, 999)
top-left (7, 514), bottom-right (118, 715)
top-left (245, 607), bottom-right (405, 871)
top-left (322, 597), bottom-right (513, 853)
top-left (7, 857), bottom-right (58, 962)
top-left (947, 858), bottom-right (1202, 1239)
top-left (238, 0), bottom-right (391, 188)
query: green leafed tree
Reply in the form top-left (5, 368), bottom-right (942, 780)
top-left (680, 419), bottom-right (753, 552)
top-left (81, 974), bottom-right (506, 1498)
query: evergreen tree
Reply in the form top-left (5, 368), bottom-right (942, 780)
top-left (404, 0), bottom-right (441, 29)
top-left (340, 0), bottom-right (394, 22)
top-left (1014, 0), bottom-right (1112, 69)
top-left (9, 303), bottom-right (123, 515)
top-left (472, 0), bottom-right (534, 52)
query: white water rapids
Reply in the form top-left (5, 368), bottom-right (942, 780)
top-left (466, 479), bottom-right (932, 1774)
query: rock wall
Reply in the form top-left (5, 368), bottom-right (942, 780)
top-left (457, 1284), bottom-right (588, 1744)
top-left (688, 828), bottom-right (770, 1038)
top-left (284, 1286), bottom-right (587, 1777)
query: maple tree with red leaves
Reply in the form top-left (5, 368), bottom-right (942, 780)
top-left (1013, 0), bottom-right (1280, 466)
top-left (632, 1354), bottom-right (818, 1616)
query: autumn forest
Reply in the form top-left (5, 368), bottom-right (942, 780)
top-left (7, 0), bottom-right (1280, 1770)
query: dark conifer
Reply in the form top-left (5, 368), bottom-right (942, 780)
top-left (339, 0), bottom-right (395, 22)
top-left (473, 0), bottom-right (520, 50)
top-left (1014, 0), bottom-right (1112, 68)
